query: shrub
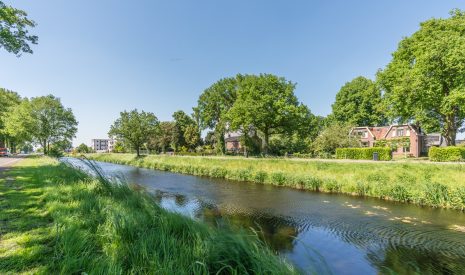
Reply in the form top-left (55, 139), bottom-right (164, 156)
top-left (422, 182), bottom-right (449, 207)
top-left (336, 147), bottom-right (392, 161)
top-left (429, 146), bottom-right (465, 162)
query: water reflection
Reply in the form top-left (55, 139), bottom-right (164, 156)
top-left (64, 158), bottom-right (465, 275)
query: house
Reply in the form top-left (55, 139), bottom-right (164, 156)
top-left (91, 138), bottom-right (116, 153)
top-left (225, 132), bottom-right (242, 153)
top-left (350, 124), bottom-right (436, 157)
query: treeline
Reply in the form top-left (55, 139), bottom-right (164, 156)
top-left (110, 10), bottom-right (465, 157)
top-left (0, 88), bottom-right (78, 155)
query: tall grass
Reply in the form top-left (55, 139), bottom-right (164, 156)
top-left (87, 153), bottom-right (465, 210)
top-left (1, 157), bottom-right (296, 274)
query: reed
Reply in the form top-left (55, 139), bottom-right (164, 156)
top-left (0, 157), bottom-right (296, 274)
top-left (87, 153), bottom-right (465, 210)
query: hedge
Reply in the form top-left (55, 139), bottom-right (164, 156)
top-left (336, 147), bottom-right (392, 161)
top-left (429, 146), bottom-right (465, 162)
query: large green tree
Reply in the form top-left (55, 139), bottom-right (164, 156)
top-left (0, 1), bottom-right (37, 56)
top-left (227, 74), bottom-right (313, 154)
top-left (148, 121), bottom-right (178, 153)
top-left (196, 77), bottom-right (237, 154)
top-left (332, 76), bottom-right (386, 126)
top-left (172, 110), bottom-right (198, 150)
top-left (0, 88), bottom-right (21, 147)
top-left (109, 109), bottom-right (159, 157)
top-left (377, 9), bottom-right (465, 145)
top-left (5, 95), bottom-right (78, 155)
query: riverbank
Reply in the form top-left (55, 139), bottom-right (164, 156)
top-left (86, 153), bottom-right (465, 210)
top-left (0, 157), bottom-right (295, 274)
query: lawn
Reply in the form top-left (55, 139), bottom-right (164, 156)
top-left (86, 153), bottom-right (465, 210)
top-left (0, 157), bottom-right (295, 274)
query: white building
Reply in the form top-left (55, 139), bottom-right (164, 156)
top-left (91, 138), bottom-right (117, 152)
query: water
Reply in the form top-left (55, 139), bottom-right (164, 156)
top-left (64, 158), bottom-right (465, 274)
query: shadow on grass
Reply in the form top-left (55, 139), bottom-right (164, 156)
top-left (0, 161), bottom-right (86, 274)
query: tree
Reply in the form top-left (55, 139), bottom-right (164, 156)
top-left (5, 95), bottom-right (78, 155)
top-left (75, 143), bottom-right (92, 153)
top-left (184, 124), bottom-right (200, 150)
top-left (227, 74), bottom-right (313, 154)
top-left (109, 109), bottom-right (159, 157)
top-left (331, 76), bottom-right (386, 126)
top-left (148, 121), bottom-right (178, 153)
top-left (197, 77), bottom-right (238, 154)
top-left (312, 123), bottom-right (360, 157)
top-left (377, 9), bottom-right (465, 145)
top-left (172, 110), bottom-right (197, 150)
top-left (0, 1), bottom-right (38, 56)
top-left (0, 88), bottom-right (21, 147)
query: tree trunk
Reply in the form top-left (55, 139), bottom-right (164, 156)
top-left (217, 130), bottom-right (225, 155)
top-left (263, 129), bottom-right (269, 155)
top-left (136, 147), bottom-right (140, 157)
top-left (42, 140), bottom-right (48, 155)
top-left (444, 113), bottom-right (457, 146)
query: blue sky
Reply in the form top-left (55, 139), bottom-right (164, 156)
top-left (1, 1), bottom-right (465, 145)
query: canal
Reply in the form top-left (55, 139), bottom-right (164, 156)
top-left (65, 158), bottom-right (465, 274)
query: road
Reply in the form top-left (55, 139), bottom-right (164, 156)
top-left (0, 157), bottom-right (23, 172)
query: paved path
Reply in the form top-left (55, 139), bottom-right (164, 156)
top-left (0, 157), bottom-right (23, 173)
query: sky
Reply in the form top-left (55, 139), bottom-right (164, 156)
top-left (1, 0), bottom-right (465, 146)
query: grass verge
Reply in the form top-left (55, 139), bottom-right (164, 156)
top-left (0, 157), bottom-right (296, 274)
top-left (86, 153), bottom-right (465, 210)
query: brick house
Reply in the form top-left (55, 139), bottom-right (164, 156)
top-left (350, 124), bottom-right (428, 157)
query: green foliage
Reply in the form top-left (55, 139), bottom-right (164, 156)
top-left (75, 143), bottom-right (93, 154)
top-left (197, 77), bottom-right (238, 154)
top-left (429, 146), bottom-right (465, 162)
top-left (88, 153), bottom-right (465, 210)
top-left (228, 74), bottom-right (315, 154)
top-left (312, 123), bottom-right (360, 157)
top-left (112, 141), bottom-right (127, 153)
top-left (172, 110), bottom-right (199, 150)
top-left (184, 124), bottom-right (201, 150)
top-left (0, 88), bottom-right (21, 147)
top-left (377, 9), bottom-right (465, 145)
top-left (109, 109), bottom-right (159, 156)
top-left (374, 137), bottom-right (410, 150)
top-left (0, 1), bottom-right (38, 56)
top-left (147, 121), bottom-right (177, 153)
top-left (5, 95), bottom-right (77, 155)
top-left (0, 157), bottom-right (295, 274)
top-left (269, 133), bottom-right (312, 156)
top-left (336, 147), bottom-right (392, 160)
top-left (332, 76), bottom-right (386, 126)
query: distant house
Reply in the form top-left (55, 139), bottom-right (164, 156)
top-left (350, 124), bottom-right (446, 158)
top-left (225, 132), bottom-right (242, 153)
top-left (91, 138), bottom-right (117, 153)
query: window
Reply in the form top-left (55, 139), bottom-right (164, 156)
top-left (403, 146), bottom-right (410, 153)
top-left (362, 131), bottom-right (368, 138)
top-left (406, 129), bottom-right (410, 136)
top-left (392, 131), bottom-right (396, 137)
top-left (397, 129), bottom-right (404, 136)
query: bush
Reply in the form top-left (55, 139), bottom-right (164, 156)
top-left (429, 146), bottom-right (465, 162)
top-left (336, 147), bottom-right (392, 161)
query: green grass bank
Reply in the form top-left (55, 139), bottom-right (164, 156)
top-left (86, 153), bottom-right (465, 210)
top-left (0, 157), bottom-right (296, 274)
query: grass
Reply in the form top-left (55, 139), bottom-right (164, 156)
top-left (86, 153), bottom-right (465, 210)
top-left (0, 157), bottom-right (296, 274)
